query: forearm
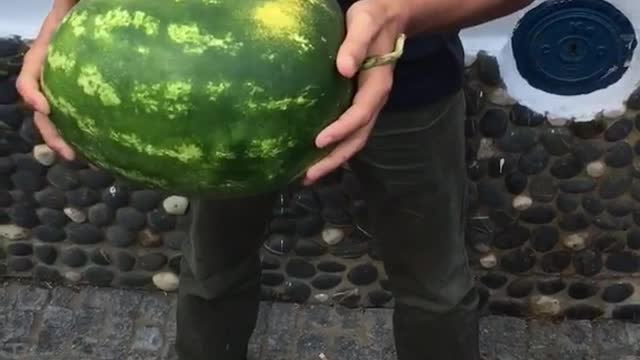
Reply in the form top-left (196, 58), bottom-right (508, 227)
top-left (393, 0), bottom-right (534, 36)
top-left (25, 0), bottom-right (79, 65)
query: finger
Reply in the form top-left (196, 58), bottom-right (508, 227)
top-left (305, 122), bottom-right (374, 185)
top-left (337, 2), bottom-right (384, 78)
top-left (315, 69), bottom-right (392, 148)
top-left (33, 112), bottom-right (75, 160)
top-left (16, 75), bottom-right (50, 115)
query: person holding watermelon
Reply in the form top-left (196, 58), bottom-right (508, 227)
top-left (18, 0), bottom-right (532, 359)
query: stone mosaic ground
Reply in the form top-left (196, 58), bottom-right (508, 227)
top-left (1, 280), bottom-right (640, 360)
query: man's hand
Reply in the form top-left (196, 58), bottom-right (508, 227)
top-left (302, 0), bottom-right (407, 186)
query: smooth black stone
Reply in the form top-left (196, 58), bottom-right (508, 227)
top-left (65, 187), bottom-right (99, 208)
top-left (89, 248), bottom-right (111, 266)
top-left (34, 245), bottom-right (57, 265)
top-left (61, 247), bottom-right (88, 268)
top-left (261, 255), bottom-right (280, 270)
top-left (466, 224), bottom-right (493, 252)
top-left (7, 242), bottom-right (32, 256)
top-left (572, 140), bottom-right (605, 163)
top-left (33, 265), bottom-right (63, 283)
top-left (0, 156), bottom-right (15, 173)
top-left (77, 168), bottom-right (114, 189)
top-left (629, 88), bottom-right (640, 110)
top-left (106, 225), bottom-right (135, 247)
top-left (602, 283), bottom-right (634, 303)
top-left (130, 190), bottom-right (161, 212)
top-left (34, 187), bottom-right (66, 209)
top-left (0, 76), bottom-right (19, 104)
top-left (518, 144), bottom-right (549, 175)
top-left (540, 250), bottom-right (571, 273)
top-left (117, 272), bottom-right (151, 287)
top-left (605, 118), bottom-right (633, 142)
top-left (595, 236), bottom-right (625, 253)
top-left (519, 206), bottom-right (556, 224)
top-left (66, 223), bottom-right (103, 245)
top-left (510, 104), bottom-right (545, 126)
top-left (282, 281), bottom-right (311, 303)
top-left (147, 209), bottom-right (176, 232)
top-left (501, 248), bottom-right (536, 273)
top-left (311, 274), bottom-right (342, 290)
top-left (506, 279), bottom-right (535, 298)
top-left (505, 172), bottom-right (528, 194)
top-left (115, 207), bottom-right (146, 231)
top-left (368, 290), bottom-right (393, 306)
top-left (573, 250), bottom-right (602, 277)
top-left (556, 193), bottom-right (579, 213)
top-left (12, 154), bottom-right (46, 175)
top-left (488, 208), bottom-right (519, 228)
top-left (466, 160), bottom-right (487, 181)
top-left (558, 213), bottom-right (590, 231)
top-left (101, 184), bottom-right (130, 208)
top-left (558, 178), bottom-right (596, 193)
top-left (138, 253), bottom-right (167, 271)
top-left (19, 116), bottom-right (42, 146)
top-left (582, 195), bottom-right (605, 215)
top-left (9, 202), bottom-right (39, 228)
top-left (612, 305), bottom-right (640, 322)
top-left (550, 154), bottom-right (583, 179)
top-left (34, 224), bottom-right (66, 243)
top-left (294, 238), bottom-right (327, 257)
top-left (87, 203), bottom-right (114, 227)
top-left (0, 190), bottom-right (12, 207)
top-left (84, 266), bottom-right (114, 286)
top-left (169, 255), bottom-right (181, 274)
top-left (476, 52), bottom-right (501, 86)
top-left (7, 257), bottom-right (33, 272)
top-left (600, 173), bottom-right (632, 199)
top-left (290, 188), bottom-right (321, 215)
top-left (464, 83), bottom-right (485, 117)
top-left (0, 104), bottom-right (23, 130)
top-left (497, 128), bottom-right (538, 153)
top-left (479, 109), bottom-right (508, 138)
top-left (295, 214), bottom-right (324, 237)
top-left (605, 142), bottom-right (633, 168)
top-left (0, 208), bottom-right (9, 224)
top-left (268, 216), bottom-right (297, 234)
top-left (593, 214), bottom-right (631, 231)
top-left (628, 229), bottom-right (640, 250)
top-left (46, 164), bottom-right (81, 190)
top-left (607, 198), bottom-right (634, 217)
top-left (477, 179), bottom-right (507, 208)
top-left (36, 209), bottom-right (66, 228)
top-left (322, 207), bottom-right (352, 226)
top-left (317, 261), bottom-right (346, 273)
top-left (488, 155), bottom-right (516, 177)
top-left (531, 226), bottom-right (559, 252)
top-left (285, 259), bottom-right (316, 278)
top-left (261, 272), bottom-right (285, 287)
top-left (540, 128), bottom-right (573, 156)
top-left (605, 252), bottom-right (640, 273)
top-left (316, 184), bottom-right (349, 209)
top-left (164, 230), bottom-right (187, 251)
top-left (11, 170), bottom-right (45, 192)
top-left (493, 224), bottom-right (529, 250)
top-left (264, 233), bottom-right (296, 255)
top-left (529, 176), bottom-right (557, 202)
top-left (570, 120), bottom-right (606, 139)
top-left (0, 128), bottom-right (31, 155)
top-left (348, 263), bottom-right (379, 286)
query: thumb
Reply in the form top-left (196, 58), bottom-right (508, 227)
top-left (336, 2), bottom-right (383, 78)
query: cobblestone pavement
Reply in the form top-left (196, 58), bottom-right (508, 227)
top-left (1, 280), bottom-right (640, 360)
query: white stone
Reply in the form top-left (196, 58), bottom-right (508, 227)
top-left (64, 207), bottom-right (87, 223)
top-left (586, 161), bottom-right (606, 178)
top-left (0, 224), bottom-right (29, 240)
top-left (64, 271), bottom-right (82, 282)
top-left (33, 144), bottom-right (56, 166)
top-left (489, 88), bottom-right (517, 106)
top-left (321, 227), bottom-right (344, 246)
top-left (152, 272), bottom-right (179, 292)
top-left (477, 138), bottom-right (498, 160)
top-left (464, 53), bottom-right (478, 67)
top-left (479, 253), bottom-right (497, 269)
top-left (563, 233), bottom-right (588, 251)
top-left (163, 196), bottom-right (189, 215)
top-left (512, 195), bottom-right (532, 211)
top-left (529, 295), bottom-right (561, 316)
top-left (314, 293), bottom-right (329, 302)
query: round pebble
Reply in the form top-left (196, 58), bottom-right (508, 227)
top-left (131, 190), bottom-right (162, 212)
top-left (520, 206), bottom-right (556, 224)
top-left (34, 245), bottom-right (57, 265)
top-left (9, 203), bottom-right (39, 228)
top-left (117, 272), bottom-right (152, 287)
top-left (494, 225), bottom-right (529, 249)
top-left (531, 226), bottom-right (558, 252)
top-left (605, 118), bottom-right (633, 142)
top-left (501, 248), bottom-right (536, 273)
top-left (84, 266), bottom-right (114, 286)
top-left (348, 263), bottom-right (379, 286)
top-left (556, 193), bottom-right (578, 213)
top-left (586, 161), bottom-right (606, 178)
top-left (152, 272), bottom-right (179, 292)
top-left (61, 247), bottom-right (88, 267)
top-left (106, 225), bottom-right (136, 247)
top-left (600, 173), bottom-right (632, 199)
top-left (505, 172), bottom-right (528, 194)
top-left (518, 144), bottom-right (549, 175)
top-left (147, 209), bottom-right (176, 232)
top-left (317, 261), bottom-right (346, 273)
top-left (46, 164), bottom-right (80, 190)
top-left (11, 170), bottom-right (45, 192)
top-left (529, 295), bottom-right (561, 316)
top-left (540, 128), bottom-right (572, 155)
top-left (37, 208), bottom-right (68, 227)
top-left (282, 281), bottom-right (312, 303)
top-left (480, 253), bottom-right (497, 269)
top-left (33, 266), bottom-right (62, 282)
top-left (116, 207), bottom-right (146, 231)
top-left (87, 203), bottom-right (114, 226)
top-left (34, 224), bottom-right (65, 243)
top-left (511, 104), bottom-right (545, 127)
top-left (8, 257), bottom-right (33, 272)
top-left (563, 233), bottom-right (588, 251)
top-left (7, 242), bottom-right (32, 256)
top-left (559, 213), bottom-right (590, 232)
top-left (64, 271), bottom-right (82, 282)
top-left (311, 274), bottom-right (342, 290)
top-left (32, 144), bottom-right (56, 166)
top-left (89, 248), bottom-right (111, 266)
top-left (115, 251), bottom-right (136, 272)
top-left (138, 253), bottom-right (168, 271)
top-left (64, 207), bottom-right (87, 223)
top-left (479, 109), bottom-right (508, 138)
top-left (550, 154), bottom-right (583, 179)
top-left (605, 142), bottom-right (632, 168)
top-left (77, 168), bottom-right (114, 189)
top-left (162, 195), bottom-right (189, 215)
top-left (101, 184), bottom-right (130, 208)
top-left (66, 187), bottom-right (99, 208)
top-left (294, 238), bottom-right (327, 256)
top-left (0, 224), bottom-right (29, 240)
top-left (138, 228), bottom-right (163, 248)
top-left (66, 223), bottom-right (103, 245)
top-left (497, 128), bottom-right (538, 153)
top-left (321, 227), bottom-right (344, 246)
top-left (573, 250), bottom-right (603, 277)
top-left (285, 259), bottom-right (316, 278)
top-left (35, 187), bottom-right (66, 209)
top-left (573, 140), bottom-right (604, 163)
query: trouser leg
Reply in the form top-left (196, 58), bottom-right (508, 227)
top-left (175, 192), bottom-right (278, 360)
top-left (349, 90), bottom-right (479, 360)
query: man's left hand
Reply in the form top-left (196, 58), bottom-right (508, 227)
top-left (303, 0), bottom-right (407, 186)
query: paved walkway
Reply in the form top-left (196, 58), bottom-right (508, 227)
top-left (1, 280), bottom-right (639, 360)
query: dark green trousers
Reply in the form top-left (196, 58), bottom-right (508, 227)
top-left (175, 90), bottom-right (479, 360)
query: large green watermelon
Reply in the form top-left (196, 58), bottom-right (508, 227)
top-left (41, 0), bottom-right (354, 198)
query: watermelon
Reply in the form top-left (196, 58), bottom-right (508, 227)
top-left (40, 0), bottom-right (354, 198)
